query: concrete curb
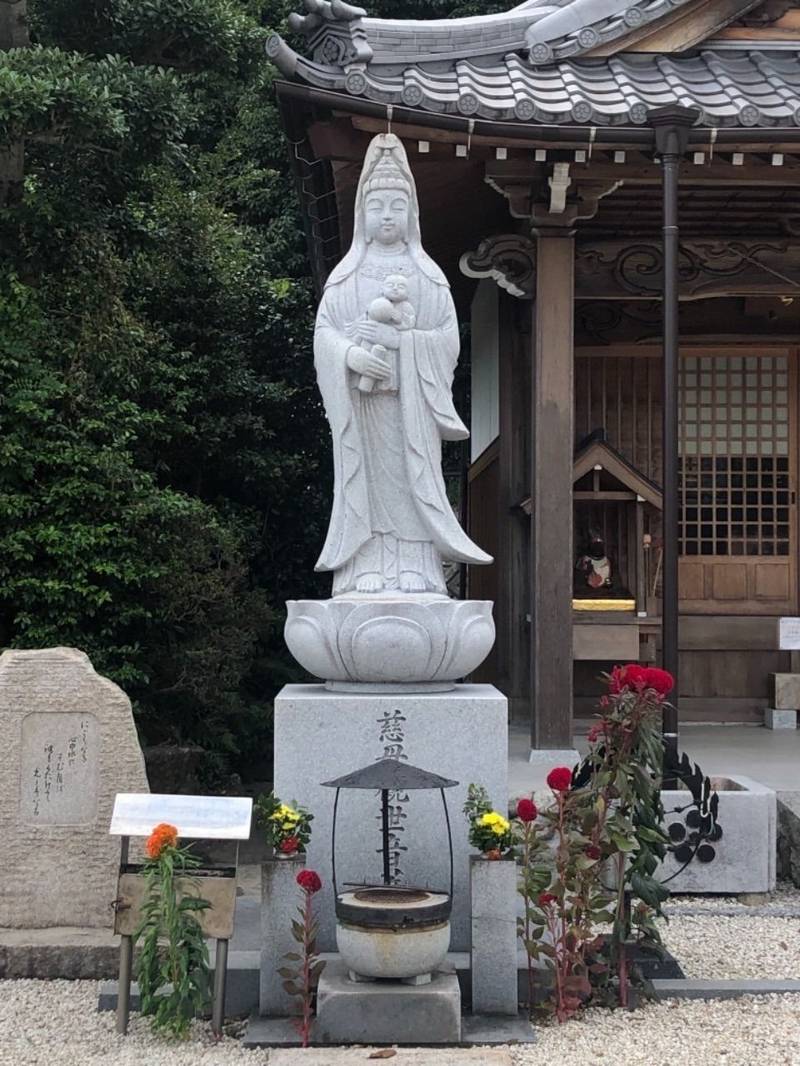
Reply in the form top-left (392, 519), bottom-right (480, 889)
top-left (243, 1011), bottom-right (536, 1048)
top-left (650, 978), bottom-right (800, 1000)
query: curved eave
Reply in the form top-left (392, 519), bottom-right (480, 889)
top-left (270, 46), bottom-right (800, 129)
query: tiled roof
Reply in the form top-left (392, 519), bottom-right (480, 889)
top-left (267, 42), bottom-right (800, 127)
top-left (277, 0), bottom-right (709, 69)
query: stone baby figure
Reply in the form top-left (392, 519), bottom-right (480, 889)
top-left (356, 273), bottom-right (416, 393)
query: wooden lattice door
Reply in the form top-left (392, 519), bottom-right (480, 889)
top-left (678, 350), bottom-right (797, 615)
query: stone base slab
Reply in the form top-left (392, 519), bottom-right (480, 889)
top-left (770, 673), bottom-right (800, 710)
top-left (315, 961), bottom-right (461, 1045)
top-left (777, 791), bottom-right (800, 886)
top-left (274, 684), bottom-right (508, 952)
top-left (651, 978), bottom-right (800, 1000)
top-left (0, 927), bottom-right (120, 980)
top-left (765, 708), bottom-right (797, 730)
top-left (245, 1024), bottom-right (521, 1060)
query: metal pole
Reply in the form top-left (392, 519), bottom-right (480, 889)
top-left (116, 934), bottom-right (133, 1035)
top-left (381, 788), bottom-right (391, 885)
top-left (212, 937), bottom-right (229, 1036)
top-left (649, 106), bottom-right (697, 788)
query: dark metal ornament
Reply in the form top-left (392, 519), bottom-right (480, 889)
top-left (322, 757), bottom-right (458, 930)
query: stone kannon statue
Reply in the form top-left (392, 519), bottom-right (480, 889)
top-left (285, 133), bottom-right (495, 690)
top-left (313, 132), bottom-right (492, 597)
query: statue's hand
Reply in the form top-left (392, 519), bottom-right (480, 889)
top-left (357, 321), bottom-right (400, 349)
top-left (346, 345), bottom-right (390, 379)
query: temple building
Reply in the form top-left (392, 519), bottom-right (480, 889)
top-left (267, 0), bottom-right (800, 753)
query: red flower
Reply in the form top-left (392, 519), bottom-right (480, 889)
top-left (516, 798), bottom-right (538, 823)
top-left (644, 667), bottom-right (674, 696)
top-left (585, 844), bottom-right (602, 860)
top-left (546, 766), bottom-right (572, 792)
top-left (587, 720), bottom-right (608, 743)
top-left (296, 869), bottom-right (322, 894)
top-left (279, 836), bottom-right (300, 854)
top-left (538, 892), bottom-right (557, 907)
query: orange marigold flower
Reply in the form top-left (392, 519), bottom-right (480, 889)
top-left (146, 822), bottom-right (179, 859)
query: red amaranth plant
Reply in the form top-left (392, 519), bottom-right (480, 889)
top-left (279, 869), bottom-right (325, 1047)
top-left (514, 663), bottom-right (674, 1019)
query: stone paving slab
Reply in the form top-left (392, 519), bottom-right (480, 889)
top-left (267, 1050), bottom-right (515, 1066)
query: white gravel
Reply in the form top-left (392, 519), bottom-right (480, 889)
top-left (3, 980), bottom-right (800, 1066)
top-left (666, 881), bottom-right (800, 913)
top-left (661, 914), bottom-right (800, 979)
top-left (510, 996), bottom-right (800, 1066)
top-left (0, 980), bottom-right (265, 1066)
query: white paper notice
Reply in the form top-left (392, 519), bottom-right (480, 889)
top-left (779, 617), bottom-right (800, 650)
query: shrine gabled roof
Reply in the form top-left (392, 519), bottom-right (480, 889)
top-left (573, 438), bottom-right (663, 509)
top-left (266, 0), bottom-right (800, 127)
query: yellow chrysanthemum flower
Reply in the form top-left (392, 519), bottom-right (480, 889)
top-left (478, 811), bottom-right (509, 833)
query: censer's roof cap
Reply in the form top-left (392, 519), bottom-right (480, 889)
top-left (321, 757), bottom-right (458, 791)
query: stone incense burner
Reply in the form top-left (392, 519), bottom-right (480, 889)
top-left (322, 757), bottom-right (458, 984)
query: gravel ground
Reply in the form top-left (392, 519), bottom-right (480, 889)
top-left (2, 981), bottom-right (800, 1066)
top-left (510, 996), bottom-right (800, 1066)
top-left (661, 914), bottom-right (800, 979)
top-left (666, 882), bottom-right (800, 913)
top-left (0, 980), bottom-right (264, 1066)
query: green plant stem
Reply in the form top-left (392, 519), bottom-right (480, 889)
top-left (522, 822), bottom-right (534, 1017)
top-left (294, 889), bottom-right (315, 1048)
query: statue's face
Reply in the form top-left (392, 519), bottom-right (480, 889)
top-left (364, 190), bottom-right (409, 245)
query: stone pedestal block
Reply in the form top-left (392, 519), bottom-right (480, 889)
top-left (470, 857), bottom-right (518, 1016)
top-left (770, 674), bottom-right (800, 710)
top-left (765, 708), bottom-right (797, 730)
top-left (315, 960), bottom-right (461, 1045)
top-left (658, 775), bottom-right (776, 894)
top-left (0, 648), bottom-right (149, 928)
top-left (260, 857), bottom-right (306, 1016)
top-left (273, 683), bottom-right (508, 952)
top-left (777, 792), bottom-right (800, 887)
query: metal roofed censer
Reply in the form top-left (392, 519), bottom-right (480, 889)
top-left (322, 757), bottom-right (457, 984)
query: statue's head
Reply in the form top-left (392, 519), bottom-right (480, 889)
top-left (363, 150), bottom-right (411, 246)
top-left (327, 134), bottom-right (447, 290)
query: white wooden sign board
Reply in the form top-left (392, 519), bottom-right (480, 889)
top-left (109, 793), bottom-right (252, 839)
top-left (779, 617), bottom-right (800, 651)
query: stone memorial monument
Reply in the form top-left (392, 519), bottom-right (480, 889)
top-left (0, 647), bottom-right (149, 928)
top-left (273, 133), bottom-right (508, 954)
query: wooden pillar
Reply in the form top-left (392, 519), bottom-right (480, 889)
top-left (497, 292), bottom-right (530, 721)
top-left (530, 231), bottom-right (575, 750)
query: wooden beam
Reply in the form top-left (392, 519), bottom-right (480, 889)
top-left (530, 231), bottom-right (575, 750)
top-left (605, 0), bottom-right (759, 54)
top-left (463, 235), bottom-right (800, 300)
